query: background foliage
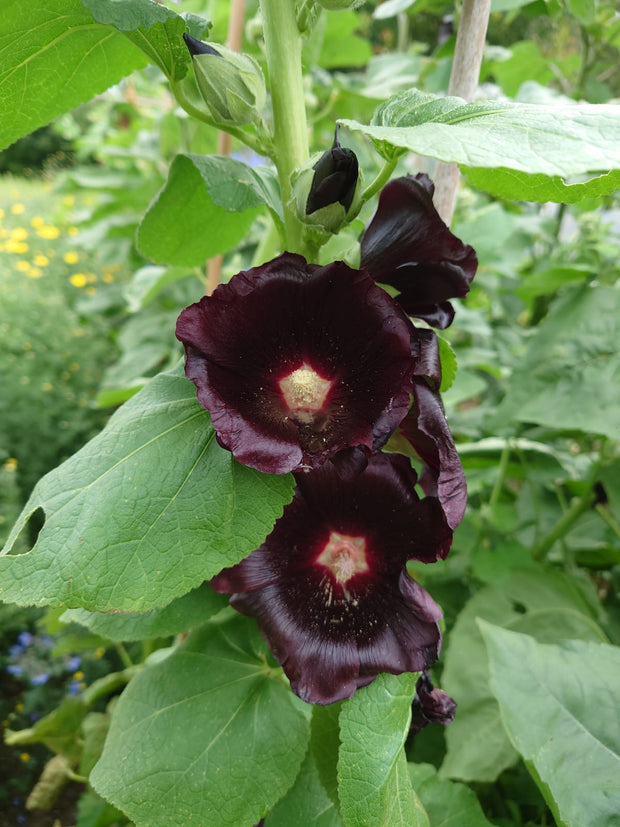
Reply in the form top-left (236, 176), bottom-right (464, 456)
top-left (1, 0), bottom-right (619, 825)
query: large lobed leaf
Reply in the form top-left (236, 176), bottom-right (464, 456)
top-left (480, 623), bottom-right (620, 827)
top-left (340, 90), bottom-right (620, 202)
top-left (91, 613), bottom-right (310, 827)
top-left (0, 368), bottom-right (294, 612)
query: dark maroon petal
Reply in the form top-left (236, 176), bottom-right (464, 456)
top-left (412, 328), bottom-right (441, 391)
top-left (176, 253), bottom-right (416, 474)
top-left (399, 379), bottom-right (467, 531)
top-left (360, 174), bottom-right (477, 328)
top-left (410, 670), bottom-right (457, 735)
top-left (306, 133), bottom-right (359, 214)
top-left (211, 453), bottom-right (450, 704)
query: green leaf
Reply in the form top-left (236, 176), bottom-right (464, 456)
top-left (465, 168), bottom-right (620, 203)
top-left (440, 568), bottom-right (607, 782)
top-left (492, 286), bottom-right (620, 439)
top-left (480, 622), bottom-right (620, 827)
top-left (408, 763), bottom-right (496, 827)
top-left (62, 583), bottom-right (228, 641)
top-left (438, 336), bottom-right (458, 393)
top-left (123, 265), bottom-right (194, 312)
top-left (0, 368), bottom-right (294, 612)
top-left (91, 614), bottom-right (310, 827)
top-left (137, 154), bottom-right (281, 266)
top-left (0, 0), bottom-right (148, 152)
top-left (311, 703), bottom-right (342, 812)
top-left (340, 91), bottom-right (620, 182)
top-left (266, 751), bottom-right (343, 827)
top-left (338, 673), bottom-right (428, 826)
top-left (82, 0), bottom-right (210, 80)
top-left (319, 11), bottom-right (373, 69)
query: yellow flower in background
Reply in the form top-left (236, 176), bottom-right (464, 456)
top-left (20, 753), bottom-right (30, 763)
top-left (102, 272), bottom-right (115, 284)
top-left (4, 458), bottom-right (18, 472)
top-left (63, 194), bottom-right (76, 207)
top-left (30, 216), bottom-right (45, 228)
top-left (33, 253), bottom-right (49, 267)
top-left (27, 267), bottom-right (43, 279)
top-left (6, 240), bottom-right (28, 254)
top-left (86, 286), bottom-right (97, 296)
top-left (11, 227), bottom-right (28, 241)
top-left (11, 203), bottom-right (25, 215)
top-left (0, 208), bottom-right (5, 219)
top-left (37, 225), bottom-right (60, 240)
top-left (70, 273), bottom-right (87, 288)
top-left (63, 251), bottom-right (79, 264)
top-left (67, 226), bottom-right (79, 236)
top-left (16, 260), bottom-right (30, 272)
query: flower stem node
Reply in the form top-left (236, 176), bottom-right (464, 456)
top-left (183, 33), bottom-right (266, 128)
top-left (291, 130), bottom-right (362, 238)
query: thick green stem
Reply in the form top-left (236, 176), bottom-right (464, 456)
top-left (260, 0), bottom-right (310, 254)
top-left (531, 489), bottom-right (596, 562)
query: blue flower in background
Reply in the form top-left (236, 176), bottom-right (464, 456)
top-left (30, 673), bottom-right (49, 686)
top-left (66, 655), bottom-right (82, 671)
top-left (6, 664), bottom-right (23, 676)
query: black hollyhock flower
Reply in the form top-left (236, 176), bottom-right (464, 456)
top-left (410, 670), bottom-right (456, 736)
top-left (211, 453), bottom-right (452, 705)
top-left (360, 174), bottom-right (478, 329)
top-left (176, 253), bottom-right (417, 474)
top-left (306, 130), bottom-right (359, 215)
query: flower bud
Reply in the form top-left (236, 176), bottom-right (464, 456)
top-left (291, 130), bottom-right (361, 235)
top-left (183, 33), bottom-right (266, 127)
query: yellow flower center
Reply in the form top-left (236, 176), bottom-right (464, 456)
top-left (278, 363), bottom-right (332, 423)
top-left (316, 532), bottom-right (369, 585)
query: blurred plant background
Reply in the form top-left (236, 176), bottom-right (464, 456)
top-left (1, 0), bottom-right (619, 824)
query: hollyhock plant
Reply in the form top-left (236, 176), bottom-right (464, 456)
top-left (176, 253), bottom-right (417, 474)
top-left (211, 452), bottom-right (453, 704)
top-left (360, 174), bottom-right (478, 329)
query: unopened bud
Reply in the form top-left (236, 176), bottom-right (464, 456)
top-left (183, 34), bottom-right (266, 127)
top-left (292, 129), bottom-right (361, 235)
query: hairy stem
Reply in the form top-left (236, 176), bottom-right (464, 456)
top-left (260, 0), bottom-right (310, 253)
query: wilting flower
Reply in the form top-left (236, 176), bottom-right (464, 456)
top-left (398, 329), bottom-right (467, 530)
top-left (410, 670), bottom-right (456, 735)
top-left (360, 174), bottom-right (478, 329)
top-left (211, 452), bottom-right (452, 704)
top-left (176, 254), bottom-right (417, 474)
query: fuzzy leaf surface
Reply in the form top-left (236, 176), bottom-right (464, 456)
top-left (137, 154), bottom-right (281, 266)
top-left (91, 614), bottom-right (310, 827)
top-left (338, 673), bottom-right (428, 826)
top-left (0, 369), bottom-right (294, 612)
top-left (62, 583), bottom-right (228, 641)
top-left (82, 0), bottom-right (209, 80)
top-left (480, 623), bottom-right (620, 827)
top-left (0, 0), bottom-right (147, 151)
